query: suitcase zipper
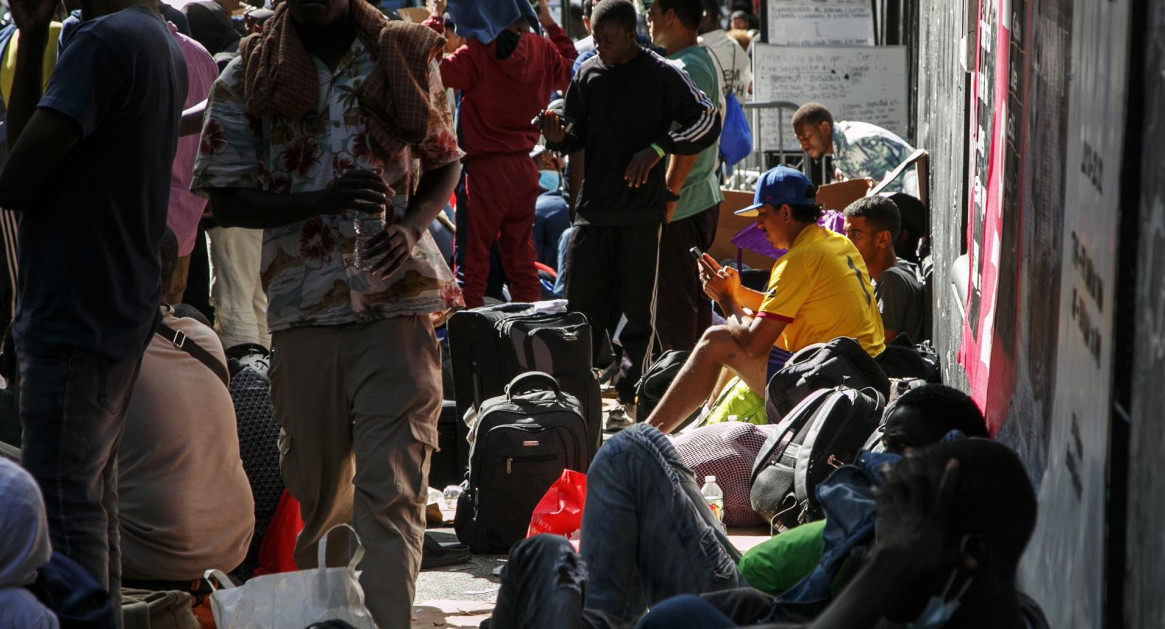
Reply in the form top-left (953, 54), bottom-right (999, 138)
top-left (505, 453), bottom-right (561, 475)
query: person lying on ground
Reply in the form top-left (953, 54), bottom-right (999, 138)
top-left (636, 437), bottom-right (1047, 629)
top-left (736, 384), bottom-right (988, 597)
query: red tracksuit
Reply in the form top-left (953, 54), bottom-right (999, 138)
top-left (437, 22), bottom-right (576, 307)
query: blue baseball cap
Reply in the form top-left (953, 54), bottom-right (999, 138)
top-left (734, 166), bottom-right (817, 216)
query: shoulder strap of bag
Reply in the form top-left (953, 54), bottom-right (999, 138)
top-left (155, 322), bottom-right (230, 388)
top-left (701, 43), bottom-right (728, 99)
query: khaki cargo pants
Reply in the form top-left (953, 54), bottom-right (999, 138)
top-left (270, 315), bottom-right (441, 629)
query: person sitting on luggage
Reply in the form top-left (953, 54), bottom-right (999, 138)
top-left (489, 434), bottom-right (1046, 629)
top-left (486, 383), bottom-right (990, 625)
top-left (0, 457), bottom-right (58, 629)
top-left (645, 166), bottom-right (885, 434)
top-left (842, 196), bottom-right (926, 343)
top-left (117, 230), bottom-right (255, 587)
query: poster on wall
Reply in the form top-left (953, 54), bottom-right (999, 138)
top-left (993, 0), bottom-right (1073, 483)
top-left (1016, 0), bottom-right (1130, 625)
top-left (958, 0), bottom-right (1012, 433)
top-left (763, 0), bottom-right (875, 46)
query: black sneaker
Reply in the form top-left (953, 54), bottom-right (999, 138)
top-left (420, 533), bottom-right (471, 569)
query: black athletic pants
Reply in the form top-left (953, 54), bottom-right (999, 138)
top-left (655, 204), bottom-right (720, 352)
top-left (565, 223), bottom-right (660, 403)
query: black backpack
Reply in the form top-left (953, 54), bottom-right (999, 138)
top-left (750, 386), bottom-right (882, 530)
top-left (454, 372), bottom-right (591, 553)
top-left (635, 349), bottom-right (696, 425)
top-left (765, 337), bottom-right (890, 422)
top-left (873, 334), bottom-right (941, 382)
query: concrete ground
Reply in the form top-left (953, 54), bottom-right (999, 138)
top-left (412, 526), bottom-right (502, 628)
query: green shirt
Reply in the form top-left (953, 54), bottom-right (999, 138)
top-left (667, 45), bottom-right (724, 222)
top-left (738, 519), bottom-right (826, 596)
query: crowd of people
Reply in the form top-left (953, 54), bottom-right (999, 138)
top-left (0, 0), bottom-right (1038, 627)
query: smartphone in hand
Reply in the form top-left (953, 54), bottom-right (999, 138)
top-left (532, 110), bottom-right (576, 133)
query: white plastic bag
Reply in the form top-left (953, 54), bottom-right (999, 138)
top-left (205, 523), bottom-right (375, 629)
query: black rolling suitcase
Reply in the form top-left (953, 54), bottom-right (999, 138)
top-left (429, 400), bottom-right (464, 490)
top-left (447, 303), bottom-right (601, 457)
top-left (454, 372), bottom-right (591, 553)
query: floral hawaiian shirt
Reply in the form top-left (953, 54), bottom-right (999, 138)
top-left (832, 120), bottom-right (916, 194)
top-left (191, 40), bottom-right (464, 332)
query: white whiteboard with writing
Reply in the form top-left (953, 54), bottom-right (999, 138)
top-left (765, 0), bottom-right (875, 46)
top-left (752, 44), bottom-right (908, 151)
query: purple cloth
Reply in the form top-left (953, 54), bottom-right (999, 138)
top-left (729, 209), bottom-right (846, 266)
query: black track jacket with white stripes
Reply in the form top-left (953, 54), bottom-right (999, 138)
top-left (550, 48), bottom-right (720, 227)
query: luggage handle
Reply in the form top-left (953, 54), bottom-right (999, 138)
top-left (505, 371), bottom-right (562, 398)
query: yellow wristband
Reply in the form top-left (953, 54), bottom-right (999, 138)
top-left (650, 143), bottom-right (665, 158)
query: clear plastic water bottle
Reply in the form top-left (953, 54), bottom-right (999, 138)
top-left (442, 484), bottom-right (463, 511)
top-left (702, 475), bottom-right (725, 524)
top-left (352, 209), bottom-right (385, 271)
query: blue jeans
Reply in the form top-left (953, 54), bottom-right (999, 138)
top-left (553, 226), bottom-right (573, 297)
top-left (580, 425), bottom-right (744, 619)
top-left (492, 535), bottom-right (597, 629)
top-left (18, 344), bottom-right (141, 620)
top-left (636, 595), bottom-right (737, 629)
top-left (492, 425), bottom-right (744, 627)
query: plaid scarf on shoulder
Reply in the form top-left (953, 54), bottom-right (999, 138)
top-left (239, 0), bottom-right (446, 159)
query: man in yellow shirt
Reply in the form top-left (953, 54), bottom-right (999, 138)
top-left (646, 166), bottom-right (884, 433)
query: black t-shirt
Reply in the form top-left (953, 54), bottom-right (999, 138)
top-left (874, 260), bottom-right (925, 342)
top-left (14, 7), bottom-right (187, 361)
top-left (553, 49), bottom-right (719, 227)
